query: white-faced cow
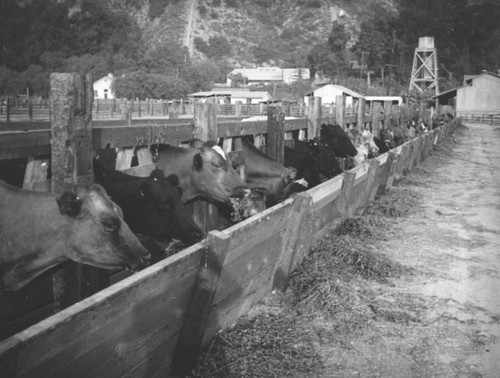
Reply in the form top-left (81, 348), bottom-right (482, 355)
top-left (0, 180), bottom-right (150, 291)
top-left (94, 164), bottom-right (203, 246)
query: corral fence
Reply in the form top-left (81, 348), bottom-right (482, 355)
top-left (0, 72), bottom-right (458, 377)
top-left (457, 111), bottom-right (500, 124)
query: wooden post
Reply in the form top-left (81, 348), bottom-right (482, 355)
top-left (384, 101), bottom-right (392, 127)
top-left (171, 231), bottom-right (231, 376)
top-left (308, 97), bottom-right (321, 139)
top-left (23, 157), bottom-right (49, 190)
top-left (192, 103), bottom-right (220, 235)
top-left (273, 192), bottom-right (313, 292)
top-left (379, 151), bottom-right (398, 193)
top-left (371, 102), bottom-right (382, 136)
top-left (235, 101), bottom-right (242, 117)
top-left (335, 95), bottom-right (345, 128)
top-left (266, 105), bottom-right (285, 165)
top-left (358, 159), bottom-right (380, 214)
top-left (336, 171), bottom-right (356, 219)
top-left (50, 72), bottom-right (101, 312)
top-left (357, 97), bottom-right (365, 128)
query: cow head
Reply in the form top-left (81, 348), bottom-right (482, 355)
top-left (190, 145), bottom-right (247, 204)
top-left (308, 137), bottom-right (343, 178)
top-left (63, 184), bottom-right (150, 271)
top-left (139, 170), bottom-right (203, 245)
top-left (320, 123), bottom-right (358, 158)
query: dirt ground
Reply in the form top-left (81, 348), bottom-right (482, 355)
top-left (191, 122), bottom-right (500, 378)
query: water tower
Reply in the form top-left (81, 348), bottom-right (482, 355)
top-left (409, 36), bottom-right (439, 96)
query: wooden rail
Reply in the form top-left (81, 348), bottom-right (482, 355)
top-left (0, 118), bottom-right (459, 377)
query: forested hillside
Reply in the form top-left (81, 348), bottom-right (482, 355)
top-left (0, 0), bottom-right (499, 100)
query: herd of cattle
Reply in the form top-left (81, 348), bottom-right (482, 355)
top-left (0, 116), bottom-right (445, 291)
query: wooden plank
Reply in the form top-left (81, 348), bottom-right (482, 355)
top-left (358, 159), bottom-right (381, 212)
top-left (50, 72), bottom-right (96, 312)
top-left (0, 245), bottom-right (203, 378)
top-left (335, 95), bottom-right (345, 128)
top-left (273, 192), bottom-right (313, 291)
top-left (357, 97), bottom-right (365, 128)
top-left (408, 136), bottom-right (423, 171)
top-left (0, 131), bottom-right (51, 159)
top-left (308, 97), bottom-right (321, 138)
top-left (170, 233), bottom-right (230, 376)
top-left (335, 171), bottom-right (356, 220)
top-left (266, 106), bottom-right (285, 165)
top-left (379, 151), bottom-right (398, 193)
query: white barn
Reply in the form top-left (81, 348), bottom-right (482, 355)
top-left (93, 73), bottom-right (115, 99)
top-left (304, 84), bottom-right (363, 107)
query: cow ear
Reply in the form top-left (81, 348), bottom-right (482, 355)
top-left (56, 192), bottom-right (82, 217)
top-left (193, 152), bottom-right (204, 171)
top-left (166, 174), bottom-right (179, 187)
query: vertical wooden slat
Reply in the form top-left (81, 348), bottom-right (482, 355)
top-left (335, 95), bottom-right (345, 128)
top-left (266, 105), bottom-right (285, 165)
top-left (357, 97), bottom-right (366, 128)
top-left (273, 192), bottom-right (313, 292)
top-left (170, 232), bottom-right (231, 376)
top-left (50, 72), bottom-right (99, 312)
top-left (308, 97), bottom-right (322, 138)
top-left (22, 157), bottom-right (49, 191)
top-left (335, 171), bottom-right (356, 219)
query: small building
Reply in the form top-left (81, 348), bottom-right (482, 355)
top-left (304, 84), bottom-right (363, 108)
top-left (227, 67), bottom-right (310, 86)
top-left (365, 96), bottom-right (403, 106)
top-left (434, 71), bottom-right (500, 115)
top-left (93, 73), bottom-right (115, 99)
top-left (187, 89), bottom-right (272, 105)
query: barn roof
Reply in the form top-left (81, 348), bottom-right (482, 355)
top-left (305, 84), bottom-right (363, 98)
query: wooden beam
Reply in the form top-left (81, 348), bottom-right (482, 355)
top-left (266, 105), bottom-right (285, 165)
top-left (308, 97), bottom-right (322, 138)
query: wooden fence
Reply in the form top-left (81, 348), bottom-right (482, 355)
top-left (457, 111), bottom-right (500, 124)
top-left (0, 72), bottom-right (458, 377)
top-left (0, 117), bottom-right (459, 377)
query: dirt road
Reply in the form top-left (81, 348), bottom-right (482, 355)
top-left (331, 122), bottom-right (500, 377)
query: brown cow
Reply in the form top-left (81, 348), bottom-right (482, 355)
top-left (0, 180), bottom-right (150, 291)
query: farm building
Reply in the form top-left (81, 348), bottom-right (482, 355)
top-left (227, 67), bottom-right (310, 86)
top-left (434, 71), bottom-right (500, 115)
top-left (304, 84), bottom-right (363, 108)
top-left (365, 96), bottom-right (403, 107)
top-left (187, 88), bottom-right (272, 104)
top-left (93, 73), bottom-right (115, 99)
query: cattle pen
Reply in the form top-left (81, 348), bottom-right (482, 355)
top-left (0, 73), bottom-right (458, 377)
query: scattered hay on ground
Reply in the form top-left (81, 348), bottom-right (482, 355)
top-left (365, 187), bottom-right (421, 217)
top-left (189, 302), bottom-right (323, 378)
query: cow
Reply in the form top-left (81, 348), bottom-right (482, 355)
top-left (320, 123), bottom-right (358, 158)
top-left (150, 143), bottom-right (248, 205)
top-left (240, 139), bottom-right (298, 207)
top-left (94, 163), bottom-right (203, 246)
top-left (0, 180), bottom-right (150, 291)
top-left (284, 138), bottom-right (342, 188)
top-left (374, 128), bottom-right (395, 154)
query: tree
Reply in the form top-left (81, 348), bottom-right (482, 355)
top-left (141, 42), bottom-right (189, 76)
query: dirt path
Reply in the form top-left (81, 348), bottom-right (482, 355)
top-left (322, 122), bottom-right (500, 377)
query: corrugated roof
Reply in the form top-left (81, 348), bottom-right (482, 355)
top-left (188, 90), bottom-right (271, 99)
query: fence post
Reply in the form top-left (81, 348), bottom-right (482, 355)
top-left (235, 101), bottom-right (242, 117)
top-left (266, 105), bottom-right (285, 165)
top-left (171, 230), bottom-right (231, 376)
top-left (335, 95), bottom-right (345, 128)
top-left (308, 96), bottom-right (322, 139)
top-left (192, 103), bottom-right (221, 235)
top-left (50, 72), bottom-right (103, 312)
top-left (357, 97), bottom-right (365, 128)
top-left (372, 102), bottom-right (382, 135)
top-left (273, 192), bottom-right (313, 292)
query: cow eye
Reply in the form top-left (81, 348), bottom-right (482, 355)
top-left (100, 213), bottom-right (120, 233)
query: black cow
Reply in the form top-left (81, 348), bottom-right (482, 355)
top-left (0, 180), bottom-right (150, 291)
top-left (320, 123), bottom-right (358, 158)
top-left (284, 138), bottom-right (342, 188)
top-left (94, 164), bottom-right (203, 246)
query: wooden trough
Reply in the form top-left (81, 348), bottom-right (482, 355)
top-left (0, 72), bottom-right (459, 377)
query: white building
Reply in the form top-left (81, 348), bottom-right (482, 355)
top-left (304, 84), bottom-right (363, 107)
top-left (93, 73), bottom-right (115, 99)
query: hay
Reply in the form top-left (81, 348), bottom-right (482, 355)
top-left (365, 187), bottom-right (421, 217)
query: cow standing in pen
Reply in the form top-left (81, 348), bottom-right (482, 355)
top-left (0, 180), bottom-right (150, 291)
